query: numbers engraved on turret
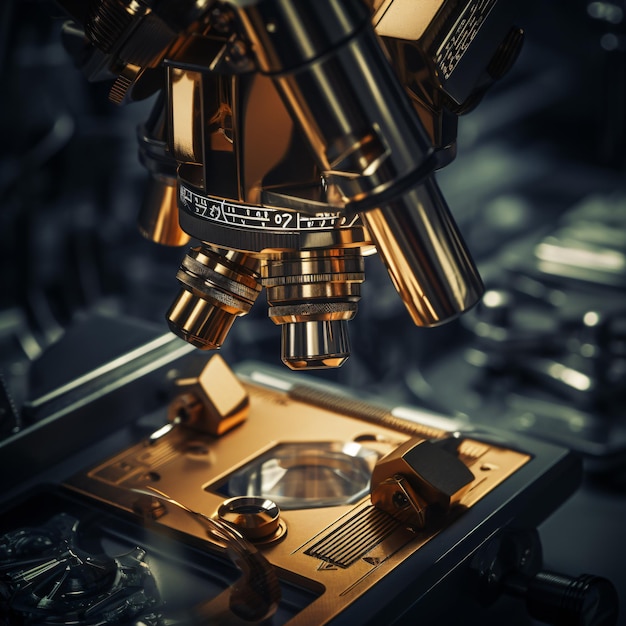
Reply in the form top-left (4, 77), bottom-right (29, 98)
top-left (179, 185), bottom-right (355, 231)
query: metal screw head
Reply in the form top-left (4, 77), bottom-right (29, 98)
top-left (392, 491), bottom-right (409, 508)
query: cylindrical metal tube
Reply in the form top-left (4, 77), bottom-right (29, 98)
top-left (263, 248), bottom-right (364, 368)
top-left (167, 246), bottom-right (262, 349)
top-left (361, 176), bottom-right (483, 326)
top-left (281, 320), bottom-right (352, 370)
top-left (234, 0), bottom-right (433, 203)
top-left (234, 0), bottom-right (370, 74)
top-left (232, 0), bottom-right (482, 329)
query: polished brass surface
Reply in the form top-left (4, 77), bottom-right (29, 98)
top-left (137, 174), bottom-right (191, 246)
top-left (167, 354), bottom-right (249, 436)
top-left (167, 289), bottom-right (241, 350)
top-left (65, 359), bottom-right (531, 626)
top-left (217, 496), bottom-right (283, 541)
top-left (361, 177), bottom-right (484, 326)
top-left (263, 248), bottom-right (365, 368)
top-left (279, 320), bottom-right (352, 370)
top-left (370, 437), bottom-right (474, 529)
top-left (168, 68), bottom-right (204, 164)
top-left (56, 0), bottom-right (522, 367)
top-left (167, 246), bottom-right (262, 350)
top-left (225, 0), bottom-right (487, 344)
top-left (372, 0), bottom-right (445, 39)
top-left (136, 94), bottom-right (192, 247)
top-left (371, 474), bottom-right (429, 529)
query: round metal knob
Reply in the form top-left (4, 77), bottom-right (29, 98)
top-left (217, 497), bottom-right (284, 542)
top-left (517, 571), bottom-right (619, 626)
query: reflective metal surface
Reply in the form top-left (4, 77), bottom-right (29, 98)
top-left (3, 1), bottom-right (626, 623)
top-left (361, 177), bottom-right (484, 326)
top-left (41, 0), bottom-right (523, 369)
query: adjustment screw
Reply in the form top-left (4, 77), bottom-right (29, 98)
top-left (392, 491), bottom-right (409, 508)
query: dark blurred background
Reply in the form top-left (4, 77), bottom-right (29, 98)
top-left (1, 1), bottom-right (626, 623)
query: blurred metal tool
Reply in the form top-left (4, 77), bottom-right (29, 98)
top-left (533, 194), bottom-right (626, 288)
top-left (465, 286), bottom-right (626, 409)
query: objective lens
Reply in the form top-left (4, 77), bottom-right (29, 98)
top-left (167, 245), bottom-right (262, 349)
top-left (263, 249), bottom-right (364, 369)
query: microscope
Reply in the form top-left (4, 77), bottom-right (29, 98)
top-left (0, 2), bottom-right (620, 625)
top-left (53, 0), bottom-right (523, 370)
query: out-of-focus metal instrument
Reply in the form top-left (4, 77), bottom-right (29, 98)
top-left (54, 0), bottom-right (523, 369)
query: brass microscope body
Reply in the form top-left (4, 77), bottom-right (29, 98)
top-left (55, 0), bottom-right (522, 368)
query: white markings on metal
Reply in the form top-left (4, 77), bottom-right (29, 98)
top-left (179, 184), bottom-right (352, 232)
